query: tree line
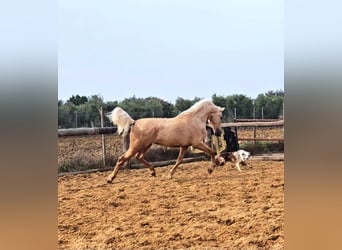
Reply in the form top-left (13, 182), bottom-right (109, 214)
top-left (58, 90), bottom-right (284, 128)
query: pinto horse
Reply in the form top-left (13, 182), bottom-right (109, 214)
top-left (106, 99), bottom-right (225, 183)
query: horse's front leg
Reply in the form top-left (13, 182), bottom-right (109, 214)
top-left (192, 142), bottom-right (217, 174)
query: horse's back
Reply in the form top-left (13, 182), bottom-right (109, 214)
top-left (131, 117), bottom-right (205, 147)
top-left (130, 118), bottom-right (167, 138)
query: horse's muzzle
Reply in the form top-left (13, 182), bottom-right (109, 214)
top-left (214, 128), bottom-right (222, 136)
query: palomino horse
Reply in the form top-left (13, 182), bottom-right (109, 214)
top-left (106, 99), bottom-right (225, 183)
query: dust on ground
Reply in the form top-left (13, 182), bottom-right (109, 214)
top-left (58, 160), bottom-right (284, 249)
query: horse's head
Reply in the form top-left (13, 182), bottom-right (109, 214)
top-left (208, 107), bottom-right (225, 136)
top-left (179, 100), bottom-right (225, 136)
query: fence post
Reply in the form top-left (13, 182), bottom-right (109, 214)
top-left (253, 105), bottom-right (256, 144)
top-left (99, 107), bottom-right (106, 167)
top-left (282, 102), bottom-right (285, 138)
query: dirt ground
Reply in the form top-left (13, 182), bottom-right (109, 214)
top-left (58, 160), bottom-right (284, 249)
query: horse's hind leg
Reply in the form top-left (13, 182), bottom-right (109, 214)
top-left (106, 150), bottom-right (134, 183)
top-left (168, 146), bottom-right (187, 179)
top-left (135, 144), bottom-right (155, 176)
top-left (136, 154), bottom-right (156, 177)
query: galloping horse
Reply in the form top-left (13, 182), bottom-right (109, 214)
top-left (106, 99), bottom-right (225, 183)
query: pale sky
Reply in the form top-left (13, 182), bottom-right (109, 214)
top-left (58, 0), bottom-right (283, 104)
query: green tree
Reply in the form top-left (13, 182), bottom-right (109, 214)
top-left (145, 97), bottom-right (164, 118)
top-left (57, 90), bottom-right (284, 128)
top-left (75, 103), bottom-right (90, 127)
top-left (58, 101), bottom-right (77, 128)
top-left (265, 89), bottom-right (284, 97)
top-left (119, 96), bottom-right (148, 119)
top-left (174, 97), bottom-right (201, 113)
top-left (118, 96), bottom-right (176, 119)
top-left (159, 99), bottom-right (177, 118)
top-left (212, 94), bottom-right (229, 122)
top-left (68, 95), bottom-right (88, 106)
top-left (85, 95), bottom-right (105, 127)
top-left (103, 101), bottom-right (119, 126)
top-left (104, 101), bottom-right (119, 113)
top-left (255, 92), bottom-right (283, 119)
top-left (226, 94), bottom-right (253, 121)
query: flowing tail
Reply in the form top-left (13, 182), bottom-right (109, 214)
top-left (106, 107), bottom-right (135, 137)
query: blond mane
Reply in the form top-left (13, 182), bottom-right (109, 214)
top-left (178, 99), bottom-right (223, 117)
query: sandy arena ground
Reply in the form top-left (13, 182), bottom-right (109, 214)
top-left (58, 160), bottom-right (284, 249)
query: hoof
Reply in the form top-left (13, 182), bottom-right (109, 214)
top-left (151, 171), bottom-right (156, 177)
top-left (106, 176), bottom-right (113, 183)
top-left (208, 168), bottom-right (213, 175)
top-left (167, 173), bottom-right (173, 179)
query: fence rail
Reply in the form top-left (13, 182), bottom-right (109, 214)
top-left (234, 119), bottom-right (280, 122)
top-left (58, 127), bottom-right (117, 137)
top-left (221, 120), bottom-right (284, 128)
top-left (238, 138), bottom-right (284, 142)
